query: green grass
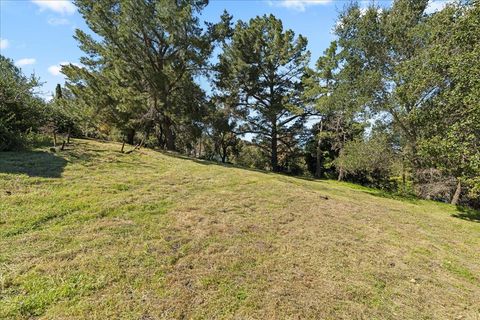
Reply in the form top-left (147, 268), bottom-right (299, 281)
top-left (1, 139), bottom-right (479, 319)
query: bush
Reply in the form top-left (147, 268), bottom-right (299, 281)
top-left (335, 135), bottom-right (397, 189)
top-left (233, 142), bottom-right (269, 170)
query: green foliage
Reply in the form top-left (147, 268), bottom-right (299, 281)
top-left (413, 2), bottom-right (480, 203)
top-left (206, 101), bottom-right (239, 163)
top-left (0, 55), bottom-right (45, 150)
top-left (335, 135), bottom-right (397, 188)
top-left (326, 0), bottom-right (479, 205)
top-left (216, 14), bottom-right (310, 172)
top-left (232, 142), bottom-right (269, 170)
top-left (65, 0), bottom-right (214, 150)
top-left (303, 31), bottom-right (369, 179)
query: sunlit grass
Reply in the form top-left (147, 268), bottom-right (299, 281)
top-left (1, 139), bottom-right (479, 319)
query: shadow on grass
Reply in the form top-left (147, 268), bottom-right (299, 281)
top-left (452, 206), bottom-right (480, 223)
top-left (0, 150), bottom-right (67, 178)
top-left (361, 189), bottom-right (421, 204)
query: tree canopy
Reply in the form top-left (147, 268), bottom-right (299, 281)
top-left (2, 0), bottom-right (479, 207)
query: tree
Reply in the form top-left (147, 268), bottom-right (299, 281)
top-left (303, 39), bottom-right (367, 179)
top-left (0, 55), bottom-right (45, 150)
top-left (47, 84), bottom-right (79, 147)
top-left (64, 61), bottom-right (141, 145)
top-left (207, 100), bottom-right (238, 163)
top-left (412, 1), bottom-right (480, 205)
top-left (335, 134), bottom-right (397, 188)
top-left (304, 42), bottom-right (339, 178)
top-left (64, 0), bottom-right (213, 150)
top-left (328, 0), bottom-right (479, 205)
top-left (334, 1), bottom-right (429, 167)
top-left (217, 14), bottom-right (310, 172)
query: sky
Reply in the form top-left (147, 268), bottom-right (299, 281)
top-left (0, 0), bottom-right (453, 100)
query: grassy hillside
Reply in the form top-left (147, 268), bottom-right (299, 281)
top-left (0, 139), bottom-right (479, 319)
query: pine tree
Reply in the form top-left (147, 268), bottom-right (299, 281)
top-left (216, 14), bottom-right (310, 172)
top-left (64, 0), bottom-right (213, 150)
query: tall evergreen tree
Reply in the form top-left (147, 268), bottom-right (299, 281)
top-left (64, 0), bottom-right (213, 150)
top-left (216, 14), bottom-right (310, 172)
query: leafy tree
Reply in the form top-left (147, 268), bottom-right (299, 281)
top-left (207, 100), bottom-right (238, 163)
top-left (335, 134), bottom-right (397, 188)
top-left (328, 0), bottom-right (479, 205)
top-left (217, 14), bottom-right (310, 172)
top-left (304, 114), bottom-right (364, 179)
top-left (334, 1), bottom-right (429, 165)
top-left (412, 2), bottom-right (480, 205)
top-left (304, 40), bottom-right (366, 179)
top-left (64, 62), bottom-right (141, 144)
top-left (233, 141), bottom-right (269, 170)
top-left (0, 55), bottom-right (45, 150)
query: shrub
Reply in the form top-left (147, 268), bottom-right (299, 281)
top-left (335, 135), bottom-right (397, 189)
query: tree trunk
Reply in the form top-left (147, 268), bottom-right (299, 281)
top-left (61, 140), bottom-right (66, 151)
top-left (138, 133), bottom-right (146, 149)
top-left (315, 141), bottom-right (323, 178)
top-left (121, 141), bottom-right (125, 153)
top-left (53, 131), bottom-right (57, 147)
top-left (315, 121), bottom-right (324, 178)
top-left (163, 118), bottom-right (175, 151)
top-left (156, 125), bottom-right (164, 149)
top-left (271, 124), bottom-right (279, 172)
top-left (126, 128), bottom-right (135, 145)
top-left (67, 128), bottom-right (71, 144)
top-left (451, 179), bottom-right (462, 205)
top-left (221, 145), bottom-right (227, 163)
top-left (337, 167), bottom-right (344, 181)
top-left (198, 136), bottom-right (202, 158)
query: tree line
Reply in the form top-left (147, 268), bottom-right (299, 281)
top-left (1, 0), bottom-right (479, 207)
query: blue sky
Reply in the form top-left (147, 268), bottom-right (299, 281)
top-left (0, 0), bottom-right (450, 100)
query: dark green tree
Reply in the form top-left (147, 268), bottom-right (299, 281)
top-left (64, 0), bottom-right (213, 150)
top-left (207, 100), bottom-right (238, 163)
top-left (333, 1), bottom-right (429, 165)
top-left (412, 1), bottom-right (480, 204)
top-left (303, 39), bottom-right (367, 179)
top-left (217, 14), bottom-right (310, 172)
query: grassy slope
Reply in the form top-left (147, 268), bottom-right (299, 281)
top-left (0, 139), bottom-right (479, 320)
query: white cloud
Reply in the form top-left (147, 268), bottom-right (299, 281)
top-left (0, 38), bottom-right (9, 50)
top-left (269, 0), bottom-right (332, 12)
top-left (48, 65), bottom-right (63, 76)
top-left (15, 58), bottom-right (36, 67)
top-left (32, 0), bottom-right (76, 15)
top-left (425, 0), bottom-right (455, 14)
top-left (48, 61), bottom-right (80, 76)
top-left (48, 17), bottom-right (70, 25)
